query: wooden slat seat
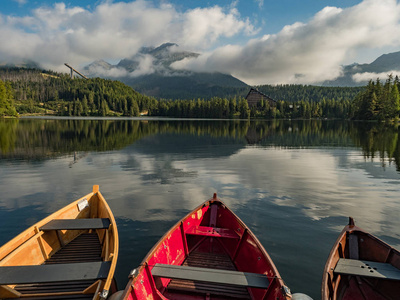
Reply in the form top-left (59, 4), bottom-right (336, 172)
top-left (0, 261), bottom-right (111, 285)
top-left (40, 218), bottom-right (110, 231)
top-left (185, 226), bottom-right (239, 239)
top-left (334, 258), bottom-right (400, 280)
top-left (151, 263), bottom-right (269, 289)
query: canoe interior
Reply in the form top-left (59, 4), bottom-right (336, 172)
top-left (125, 198), bottom-right (289, 300)
top-left (0, 186), bottom-right (118, 300)
top-left (323, 224), bottom-right (400, 300)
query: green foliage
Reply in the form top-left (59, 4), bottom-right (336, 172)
top-left (256, 84), bottom-right (363, 103)
top-left (352, 75), bottom-right (400, 121)
top-left (0, 67), bottom-right (157, 117)
top-left (0, 79), bottom-right (18, 117)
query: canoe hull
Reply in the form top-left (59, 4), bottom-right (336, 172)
top-left (122, 195), bottom-right (290, 300)
top-left (0, 185), bottom-right (119, 300)
top-left (322, 218), bottom-right (400, 300)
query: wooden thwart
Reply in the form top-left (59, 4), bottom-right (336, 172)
top-left (334, 258), bottom-right (400, 280)
top-left (40, 218), bottom-right (110, 231)
top-left (0, 261), bottom-right (111, 285)
top-left (151, 263), bottom-right (269, 289)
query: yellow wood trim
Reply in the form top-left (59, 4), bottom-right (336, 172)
top-left (105, 230), bottom-right (109, 260)
top-left (83, 280), bottom-right (102, 294)
top-left (0, 232), bottom-right (45, 266)
top-left (34, 226), bottom-right (49, 260)
top-left (20, 291), bottom-right (83, 297)
top-left (96, 190), bottom-right (119, 294)
top-left (101, 230), bottom-right (109, 260)
top-left (0, 285), bottom-right (21, 298)
top-left (93, 185), bottom-right (99, 194)
top-left (107, 252), bottom-right (114, 261)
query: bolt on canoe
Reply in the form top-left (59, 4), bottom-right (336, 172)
top-left (120, 193), bottom-right (291, 300)
top-left (322, 217), bottom-right (400, 300)
top-left (0, 185), bottom-right (119, 300)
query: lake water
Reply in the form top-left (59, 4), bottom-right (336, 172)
top-left (1, 117), bottom-right (399, 299)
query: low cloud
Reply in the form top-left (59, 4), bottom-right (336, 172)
top-left (1, 0), bottom-right (400, 84)
top-left (173, 0), bottom-right (400, 84)
top-left (0, 1), bottom-right (255, 72)
top-left (352, 71), bottom-right (400, 82)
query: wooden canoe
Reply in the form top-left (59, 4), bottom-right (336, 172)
top-left (120, 193), bottom-right (291, 300)
top-left (322, 217), bottom-right (400, 300)
top-left (0, 185), bottom-right (119, 300)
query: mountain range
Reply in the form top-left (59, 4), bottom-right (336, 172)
top-left (322, 51), bottom-right (400, 86)
top-left (85, 44), bottom-right (400, 97)
top-left (84, 43), bottom-right (248, 99)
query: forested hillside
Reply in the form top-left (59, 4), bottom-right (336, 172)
top-left (0, 67), bottom-right (157, 116)
top-left (256, 84), bottom-right (363, 102)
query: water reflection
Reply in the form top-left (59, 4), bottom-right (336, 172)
top-left (0, 118), bottom-right (399, 299)
top-left (1, 119), bottom-right (400, 161)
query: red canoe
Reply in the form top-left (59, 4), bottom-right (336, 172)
top-left (322, 217), bottom-right (400, 300)
top-left (121, 194), bottom-right (291, 300)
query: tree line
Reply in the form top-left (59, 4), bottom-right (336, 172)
top-left (352, 75), bottom-right (400, 121)
top-left (1, 66), bottom-right (399, 121)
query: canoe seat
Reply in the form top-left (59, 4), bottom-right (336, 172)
top-left (185, 226), bottom-right (239, 239)
top-left (334, 258), bottom-right (400, 280)
top-left (0, 261), bottom-right (111, 285)
top-left (40, 218), bottom-right (110, 231)
top-left (151, 263), bottom-right (269, 289)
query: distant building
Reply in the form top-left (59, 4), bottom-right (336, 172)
top-left (245, 88), bottom-right (276, 107)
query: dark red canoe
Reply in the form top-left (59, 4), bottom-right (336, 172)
top-left (121, 194), bottom-right (291, 300)
top-left (322, 217), bottom-right (400, 300)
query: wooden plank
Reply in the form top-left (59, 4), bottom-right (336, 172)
top-left (185, 226), bottom-right (239, 239)
top-left (349, 234), bottom-right (359, 259)
top-left (152, 264), bottom-right (269, 289)
top-left (334, 258), bottom-right (400, 280)
top-left (0, 261), bottom-right (111, 285)
top-left (209, 204), bottom-right (218, 227)
top-left (40, 219), bottom-right (110, 231)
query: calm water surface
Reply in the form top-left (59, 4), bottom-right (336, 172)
top-left (1, 117), bottom-right (400, 299)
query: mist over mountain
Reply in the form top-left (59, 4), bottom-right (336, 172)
top-left (84, 43), bottom-right (248, 99)
top-left (85, 45), bottom-right (400, 96)
top-left (323, 51), bottom-right (400, 86)
top-left (3, 44), bottom-right (399, 99)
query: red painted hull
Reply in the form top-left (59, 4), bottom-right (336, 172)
top-left (121, 195), bottom-right (291, 300)
top-left (322, 218), bottom-right (400, 300)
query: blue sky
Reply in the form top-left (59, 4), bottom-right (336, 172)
top-left (1, 0), bottom-right (400, 84)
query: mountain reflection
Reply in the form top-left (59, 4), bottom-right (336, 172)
top-left (1, 118), bottom-right (399, 170)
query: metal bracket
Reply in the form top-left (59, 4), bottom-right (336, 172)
top-left (129, 268), bottom-right (139, 279)
top-left (99, 289), bottom-right (109, 299)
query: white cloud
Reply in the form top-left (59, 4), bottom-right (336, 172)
top-left (2, 0), bottom-right (400, 84)
top-left (255, 0), bottom-right (264, 9)
top-left (128, 54), bottom-right (156, 77)
top-left (352, 71), bottom-right (400, 82)
top-left (0, 1), bottom-right (255, 72)
top-left (173, 0), bottom-right (400, 84)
